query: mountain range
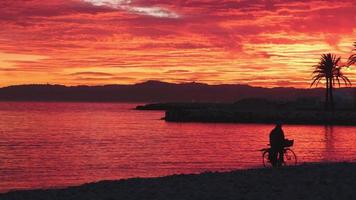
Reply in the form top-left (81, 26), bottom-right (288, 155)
top-left (0, 81), bottom-right (354, 103)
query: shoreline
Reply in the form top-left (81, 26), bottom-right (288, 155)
top-left (1, 162), bottom-right (356, 200)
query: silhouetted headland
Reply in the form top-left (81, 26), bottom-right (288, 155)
top-left (1, 162), bottom-right (355, 200)
top-left (137, 97), bottom-right (356, 125)
top-left (163, 109), bottom-right (356, 125)
top-left (136, 102), bottom-right (232, 110)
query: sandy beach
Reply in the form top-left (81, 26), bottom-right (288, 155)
top-left (1, 162), bottom-right (355, 200)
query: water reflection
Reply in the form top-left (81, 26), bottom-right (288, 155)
top-left (323, 126), bottom-right (335, 161)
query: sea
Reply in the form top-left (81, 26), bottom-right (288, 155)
top-left (0, 102), bottom-right (355, 192)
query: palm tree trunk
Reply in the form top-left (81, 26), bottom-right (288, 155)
top-left (325, 78), bottom-right (329, 111)
top-left (329, 78), bottom-right (334, 112)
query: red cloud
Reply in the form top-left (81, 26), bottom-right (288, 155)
top-left (0, 0), bottom-right (355, 87)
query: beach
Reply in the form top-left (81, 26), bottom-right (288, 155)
top-left (1, 162), bottom-right (355, 200)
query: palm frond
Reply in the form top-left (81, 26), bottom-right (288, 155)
top-left (346, 42), bottom-right (356, 66)
top-left (333, 76), bottom-right (341, 87)
top-left (347, 54), bottom-right (356, 66)
top-left (340, 75), bottom-right (352, 86)
top-left (312, 74), bottom-right (323, 80)
top-left (311, 75), bottom-right (324, 87)
top-left (311, 53), bottom-right (351, 87)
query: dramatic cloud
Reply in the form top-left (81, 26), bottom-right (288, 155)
top-left (82, 0), bottom-right (179, 18)
top-left (0, 0), bottom-right (355, 87)
top-left (83, 0), bottom-right (130, 7)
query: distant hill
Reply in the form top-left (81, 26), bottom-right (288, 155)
top-left (0, 80), bottom-right (355, 103)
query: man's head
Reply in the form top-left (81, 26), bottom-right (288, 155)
top-left (276, 122), bottom-right (282, 129)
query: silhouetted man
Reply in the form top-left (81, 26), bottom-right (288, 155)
top-left (269, 123), bottom-right (285, 167)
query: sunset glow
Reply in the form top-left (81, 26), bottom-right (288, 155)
top-left (0, 0), bottom-right (355, 87)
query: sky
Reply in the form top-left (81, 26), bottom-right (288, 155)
top-left (0, 0), bottom-right (355, 88)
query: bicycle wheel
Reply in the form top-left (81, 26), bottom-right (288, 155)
top-left (262, 150), bottom-right (273, 167)
top-left (283, 148), bottom-right (297, 166)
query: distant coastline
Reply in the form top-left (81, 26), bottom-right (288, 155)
top-left (1, 162), bottom-right (355, 200)
top-left (0, 81), bottom-right (354, 103)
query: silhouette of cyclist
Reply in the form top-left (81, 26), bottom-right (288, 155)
top-left (269, 123), bottom-right (285, 167)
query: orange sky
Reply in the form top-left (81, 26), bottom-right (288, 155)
top-left (0, 0), bottom-right (355, 88)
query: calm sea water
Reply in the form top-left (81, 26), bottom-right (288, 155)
top-left (0, 102), bottom-right (355, 192)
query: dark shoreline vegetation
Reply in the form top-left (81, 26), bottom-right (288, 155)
top-left (1, 162), bottom-right (355, 200)
top-left (136, 98), bottom-right (356, 125)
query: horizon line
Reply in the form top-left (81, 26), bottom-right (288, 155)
top-left (1, 80), bottom-right (354, 90)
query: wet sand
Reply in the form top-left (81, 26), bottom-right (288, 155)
top-left (1, 162), bottom-right (355, 200)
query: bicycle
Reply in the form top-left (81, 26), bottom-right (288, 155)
top-left (260, 140), bottom-right (297, 167)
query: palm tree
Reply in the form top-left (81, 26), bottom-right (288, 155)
top-left (347, 42), bottom-right (356, 66)
top-left (311, 53), bottom-right (351, 111)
